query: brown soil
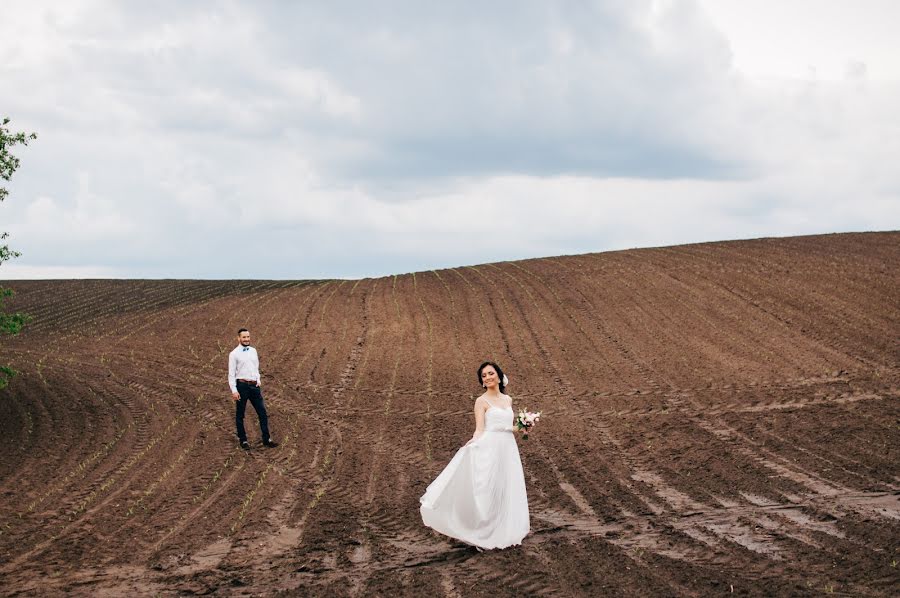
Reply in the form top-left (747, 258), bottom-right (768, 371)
top-left (1, 231), bottom-right (898, 597)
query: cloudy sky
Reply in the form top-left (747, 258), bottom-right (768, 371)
top-left (1, 0), bottom-right (898, 279)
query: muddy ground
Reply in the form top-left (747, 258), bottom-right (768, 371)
top-left (1, 232), bottom-right (898, 596)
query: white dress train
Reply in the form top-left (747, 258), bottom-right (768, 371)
top-left (420, 404), bottom-right (530, 549)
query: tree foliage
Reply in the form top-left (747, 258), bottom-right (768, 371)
top-left (1, 117), bottom-right (37, 389)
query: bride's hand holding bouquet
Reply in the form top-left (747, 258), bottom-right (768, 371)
top-left (515, 409), bottom-right (541, 439)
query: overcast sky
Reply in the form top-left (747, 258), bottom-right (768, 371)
top-left (2, 0), bottom-right (898, 279)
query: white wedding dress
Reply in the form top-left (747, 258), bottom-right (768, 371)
top-left (420, 401), bottom-right (530, 549)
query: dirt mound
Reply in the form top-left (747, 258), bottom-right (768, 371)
top-left (1, 232), bottom-right (898, 596)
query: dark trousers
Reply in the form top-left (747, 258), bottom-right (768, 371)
top-left (235, 381), bottom-right (271, 443)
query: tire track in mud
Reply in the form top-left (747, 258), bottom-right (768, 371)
top-left (1, 233), bottom-right (898, 596)
top-left (0, 373), bottom-right (125, 551)
top-left (404, 269), bottom-right (572, 596)
top-left (342, 275), bottom-right (425, 596)
top-left (98, 282), bottom-right (256, 344)
top-left (474, 263), bottom-right (650, 520)
top-left (276, 280), bottom-right (336, 388)
top-left (350, 279), bottom-right (381, 396)
top-left (461, 264), bottom-right (676, 595)
top-left (239, 281), bottom-right (338, 548)
top-left (430, 270), bottom-right (470, 379)
top-left (481, 263), bottom-right (584, 393)
top-left (0, 368), bottom-right (89, 492)
top-left (198, 278), bottom-right (332, 547)
top-left (504, 261), bottom-right (638, 387)
top-left (183, 280), bottom-right (375, 584)
top-left (307, 280), bottom-right (370, 408)
top-left (1, 406), bottom-right (185, 571)
top-left (749, 238), bottom-right (896, 337)
top-left (574, 253), bottom-right (736, 388)
top-left (266, 281), bottom-right (318, 363)
top-left (284, 273), bottom-right (469, 596)
top-left (488, 262), bottom-right (690, 522)
top-left (461, 266), bottom-right (559, 395)
top-left (532, 256), bottom-right (671, 393)
top-left (360, 275), bottom-right (405, 509)
top-left (672, 243), bottom-right (893, 373)
top-left (411, 272), bottom-right (436, 463)
top-left (3, 284), bottom-right (302, 573)
top-left (490, 259), bottom-right (879, 575)
top-left (652, 246), bottom-right (855, 376)
top-left (318, 279), bottom-right (367, 391)
top-left (722, 398), bottom-right (898, 490)
top-left (487, 267), bottom-right (726, 566)
top-left (641, 255), bottom-right (808, 383)
top-left (253, 280), bottom-right (376, 564)
top-left (659, 391), bottom-right (900, 569)
top-left (3, 368), bottom-right (152, 516)
top-left (584, 255), bottom-right (892, 508)
top-left (450, 268), bottom-right (520, 372)
top-left (191, 281), bottom-right (357, 574)
top-left (304, 280), bottom-right (347, 387)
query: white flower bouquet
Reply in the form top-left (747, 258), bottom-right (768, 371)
top-left (514, 409), bottom-right (541, 439)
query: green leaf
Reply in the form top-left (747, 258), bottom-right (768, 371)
top-left (0, 365), bottom-right (15, 390)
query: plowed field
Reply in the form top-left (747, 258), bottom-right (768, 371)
top-left (1, 232), bottom-right (898, 596)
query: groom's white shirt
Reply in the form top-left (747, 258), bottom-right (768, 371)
top-left (228, 345), bottom-right (260, 393)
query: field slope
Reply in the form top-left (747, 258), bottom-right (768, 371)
top-left (1, 232), bottom-right (898, 596)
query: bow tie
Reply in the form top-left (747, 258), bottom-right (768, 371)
top-left (242, 346), bottom-right (250, 352)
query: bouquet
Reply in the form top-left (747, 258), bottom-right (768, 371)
top-left (514, 409), bottom-right (541, 439)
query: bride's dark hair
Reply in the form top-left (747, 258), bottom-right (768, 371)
top-left (477, 361), bottom-right (506, 393)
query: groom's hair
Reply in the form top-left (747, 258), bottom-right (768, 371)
top-left (477, 361), bottom-right (506, 393)
top-left (237, 328), bottom-right (249, 335)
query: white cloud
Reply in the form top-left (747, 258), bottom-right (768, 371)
top-left (18, 173), bottom-right (136, 242)
top-left (695, 0), bottom-right (900, 82)
top-left (0, 0), bottom-right (897, 279)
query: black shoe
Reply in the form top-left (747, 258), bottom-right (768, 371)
top-left (240, 441), bottom-right (251, 450)
top-left (263, 439), bottom-right (279, 448)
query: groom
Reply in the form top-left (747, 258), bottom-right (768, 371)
top-left (228, 328), bottom-right (278, 450)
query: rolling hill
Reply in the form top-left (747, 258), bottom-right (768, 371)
top-left (1, 231), bottom-right (898, 596)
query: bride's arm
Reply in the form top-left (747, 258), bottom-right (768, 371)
top-left (468, 399), bottom-right (486, 444)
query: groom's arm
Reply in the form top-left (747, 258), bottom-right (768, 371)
top-left (228, 351), bottom-right (239, 399)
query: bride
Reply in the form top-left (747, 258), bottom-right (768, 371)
top-left (420, 361), bottom-right (531, 550)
